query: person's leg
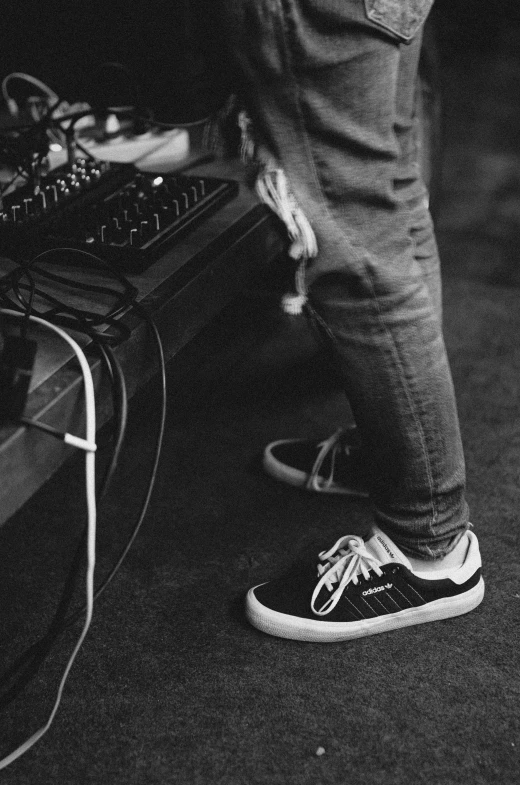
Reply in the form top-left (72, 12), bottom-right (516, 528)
top-left (262, 10), bottom-right (444, 504)
top-left (223, 0), bottom-right (483, 639)
top-left (226, 0), bottom-right (467, 559)
top-left (302, 23), bottom-right (463, 560)
top-left (393, 14), bottom-right (442, 321)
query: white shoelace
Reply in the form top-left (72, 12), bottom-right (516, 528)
top-left (311, 535), bottom-right (384, 615)
top-left (306, 428), bottom-right (349, 492)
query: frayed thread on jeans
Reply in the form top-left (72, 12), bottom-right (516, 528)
top-left (238, 109), bottom-right (318, 314)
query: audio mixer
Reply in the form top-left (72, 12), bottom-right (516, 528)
top-left (0, 158), bottom-right (238, 272)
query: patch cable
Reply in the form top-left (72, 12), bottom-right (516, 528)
top-left (0, 310), bottom-right (97, 770)
top-left (0, 300), bottom-right (166, 768)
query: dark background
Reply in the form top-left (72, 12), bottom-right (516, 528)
top-left (0, 0), bottom-right (232, 123)
top-left (0, 0), bottom-right (518, 123)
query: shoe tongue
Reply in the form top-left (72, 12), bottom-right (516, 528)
top-left (365, 526), bottom-right (412, 569)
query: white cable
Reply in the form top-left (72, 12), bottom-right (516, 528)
top-left (0, 310), bottom-right (97, 770)
top-left (1, 72), bottom-right (59, 115)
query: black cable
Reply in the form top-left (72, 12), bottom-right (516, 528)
top-left (0, 249), bottom-right (138, 326)
top-left (0, 302), bottom-right (166, 711)
top-left (97, 343), bottom-right (128, 491)
top-left (0, 238), bottom-right (166, 707)
top-left (0, 101), bottom-right (167, 690)
top-left (0, 167), bottom-right (28, 197)
top-left (20, 417), bottom-right (70, 440)
top-left (0, 337), bottom-right (127, 710)
top-left (16, 271), bottom-right (35, 340)
top-left (0, 105), bottom-right (54, 191)
top-left (0, 258), bottom-right (138, 351)
top-left (0, 288), bottom-right (132, 347)
top-left (23, 339), bottom-right (129, 494)
top-left (21, 339), bottom-right (129, 611)
top-left (73, 139), bottom-right (97, 162)
top-left (67, 303), bottom-right (166, 618)
top-left (1, 288), bottom-right (132, 345)
top-left (49, 101), bottom-right (213, 135)
top-left (25, 263), bottom-right (136, 322)
top-left (0, 533), bottom-right (87, 712)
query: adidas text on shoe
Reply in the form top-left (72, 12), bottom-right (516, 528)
top-left (245, 526), bottom-right (484, 642)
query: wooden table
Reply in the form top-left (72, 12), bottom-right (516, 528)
top-left (0, 158), bottom-right (284, 527)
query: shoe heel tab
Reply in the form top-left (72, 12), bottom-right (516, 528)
top-left (466, 530), bottom-right (481, 560)
top-left (451, 532), bottom-right (482, 585)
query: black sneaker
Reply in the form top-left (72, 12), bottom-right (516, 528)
top-left (245, 526), bottom-right (484, 642)
top-left (263, 428), bottom-right (368, 497)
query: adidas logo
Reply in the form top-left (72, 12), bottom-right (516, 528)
top-left (376, 536), bottom-right (396, 560)
top-left (362, 583), bottom-right (393, 596)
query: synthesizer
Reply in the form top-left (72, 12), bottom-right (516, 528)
top-left (0, 158), bottom-right (238, 272)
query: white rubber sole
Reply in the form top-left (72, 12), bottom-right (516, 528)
top-left (263, 439), bottom-right (368, 497)
top-left (246, 577), bottom-right (485, 642)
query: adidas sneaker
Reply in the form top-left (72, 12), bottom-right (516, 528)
top-left (246, 526), bottom-right (484, 642)
top-left (263, 428), bottom-right (368, 497)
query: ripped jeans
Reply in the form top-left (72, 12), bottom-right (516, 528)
top-left (223, 0), bottom-right (470, 559)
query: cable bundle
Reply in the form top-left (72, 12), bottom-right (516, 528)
top-left (0, 246), bottom-right (167, 768)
